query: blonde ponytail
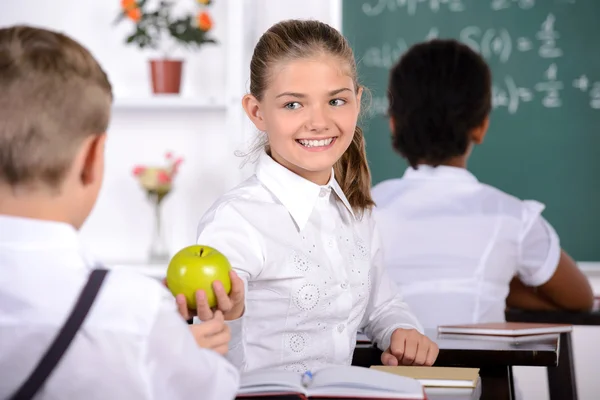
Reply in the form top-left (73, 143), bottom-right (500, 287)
top-left (333, 126), bottom-right (375, 215)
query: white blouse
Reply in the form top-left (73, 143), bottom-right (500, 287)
top-left (196, 152), bottom-right (423, 373)
top-left (372, 165), bottom-right (561, 329)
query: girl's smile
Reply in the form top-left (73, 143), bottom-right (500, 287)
top-left (296, 136), bottom-right (337, 151)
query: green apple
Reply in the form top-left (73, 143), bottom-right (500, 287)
top-left (166, 244), bottom-right (232, 309)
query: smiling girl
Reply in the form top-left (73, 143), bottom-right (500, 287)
top-left (177, 19), bottom-right (438, 373)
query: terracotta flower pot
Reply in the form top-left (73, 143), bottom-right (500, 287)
top-left (149, 59), bottom-right (183, 94)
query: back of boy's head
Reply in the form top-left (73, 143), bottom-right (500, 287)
top-left (0, 25), bottom-right (112, 189)
top-left (387, 39), bottom-right (492, 168)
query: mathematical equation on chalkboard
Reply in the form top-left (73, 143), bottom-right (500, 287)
top-left (361, 0), bottom-right (576, 17)
top-left (368, 64), bottom-right (600, 116)
top-left (362, 13), bottom-right (562, 66)
top-left (493, 67), bottom-right (599, 114)
top-left (359, 0), bottom-right (597, 116)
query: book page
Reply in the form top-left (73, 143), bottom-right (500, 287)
top-left (310, 366), bottom-right (423, 396)
top-left (371, 366), bottom-right (479, 388)
top-left (238, 369), bottom-right (304, 395)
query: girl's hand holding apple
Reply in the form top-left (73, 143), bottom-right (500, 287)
top-left (175, 271), bottom-right (245, 322)
top-left (166, 245), bottom-right (246, 322)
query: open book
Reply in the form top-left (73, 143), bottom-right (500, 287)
top-left (438, 322), bottom-right (572, 336)
top-left (237, 365), bottom-right (425, 399)
top-left (371, 366), bottom-right (479, 389)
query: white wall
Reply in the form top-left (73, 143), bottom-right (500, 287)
top-left (1, 1), bottom-right (598, 398)
top-left (0, 0), bottom-right (340, 262)
top-left (0, 0), bottom-right (249, 262)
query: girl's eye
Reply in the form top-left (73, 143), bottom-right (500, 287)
top-left (284, 102), bottom-right (301, 110)
top-left (329, 99), bottom-right (346, 107)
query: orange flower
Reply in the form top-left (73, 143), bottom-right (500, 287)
top-left (196, 0), bottom-right (211, 4)
top-left (121, 0), bottom-right (136, 11)
top-left (126, 7), bottom-right (142, 22)
top-left (121, 0), bottom-right (141, 22)
top-left (197, 11), bottom-right (213, 32)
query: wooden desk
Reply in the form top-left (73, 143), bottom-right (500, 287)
top-left (505, 302), bottom-right (600, 400)
top-left (352, 330), bottom-right (559, 400)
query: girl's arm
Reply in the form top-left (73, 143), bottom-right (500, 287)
top-left (196, 202), bottom-right (265, 371)
top-left (359, 219), bottom-right (424, 352)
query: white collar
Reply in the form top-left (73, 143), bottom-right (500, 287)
top-left (402, 164), bottom-right (478, 183)
top-left (0, 215), bottom-right (96, 270)
top-left (0, 215), bottom-right (80, 245)
top-left (256, 152), bottom-right (355, 230)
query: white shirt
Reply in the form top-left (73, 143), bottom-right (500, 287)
top-left (372, 165), bottom-right (561, 329)
top-left (196, 153), bottom-right (423, 373)
top-left (0, 215), bottom-right (239, 400)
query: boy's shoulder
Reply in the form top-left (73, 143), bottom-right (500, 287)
top-left (11, 265), bottom-right (171, 338)
top-left (94, 268), bottom-right (170, 329)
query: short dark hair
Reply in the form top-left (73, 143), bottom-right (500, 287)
top-left (387, 39), bottom-right (492, 168)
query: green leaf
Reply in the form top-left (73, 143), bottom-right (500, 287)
top-left (117, 0), bottom-right (218, 51)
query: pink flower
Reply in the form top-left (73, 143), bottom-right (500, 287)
top-left (165, 152), bottom-right (173, 160)
top-left (171, 157), bottom-right (184, 174)
top-left (132, 166), bottom-right (146, 176)
top-left (157, 170), bottom-right (171, 184)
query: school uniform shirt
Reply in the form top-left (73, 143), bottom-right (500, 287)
top-left (0, 215), bottom-right (239, 400)
top-left (196, 152), bottom-right (423, 373)
top-left (371, 165), bottom-right (561, 329)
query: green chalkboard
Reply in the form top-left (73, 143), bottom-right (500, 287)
top-left (343, 0), bottom-right (600, 261)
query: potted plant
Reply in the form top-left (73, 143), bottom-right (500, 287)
top-left (116, 0), bottom-right (217, 94)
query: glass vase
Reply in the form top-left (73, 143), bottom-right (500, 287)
top-left (147, 189), bottom-right (170, 262)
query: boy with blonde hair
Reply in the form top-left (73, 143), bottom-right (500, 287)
top-left (0, 25), bottom-right (238, 399)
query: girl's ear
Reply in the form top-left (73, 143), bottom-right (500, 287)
top-left (242, 94), bottom-right (267, 132)
top-left (356, 86), bottom-right (363, 115)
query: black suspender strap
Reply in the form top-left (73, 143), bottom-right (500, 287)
top-left (10, 268), bottom-right (109, 400)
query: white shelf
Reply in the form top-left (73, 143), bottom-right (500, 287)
top-left (112, 95), bottom-right (227, 111)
